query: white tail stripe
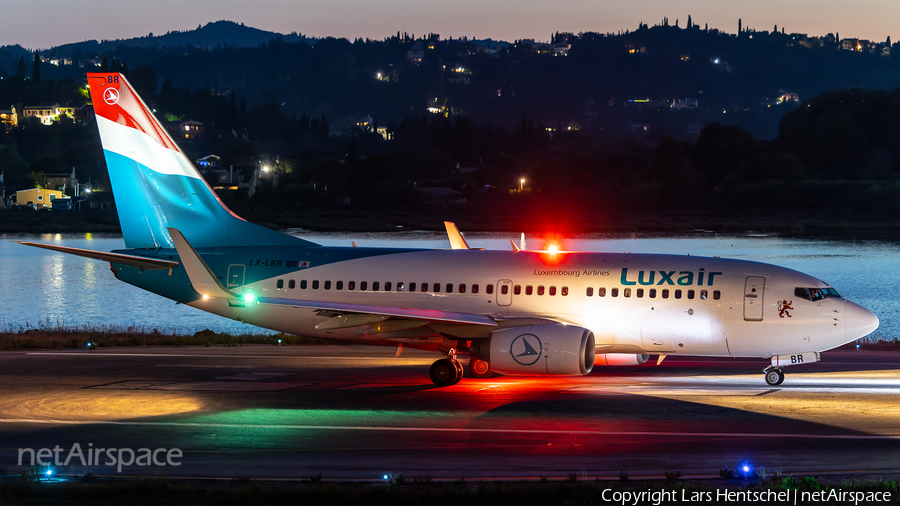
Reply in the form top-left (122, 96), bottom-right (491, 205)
top-left (96, 116), bottom-right (201, 180)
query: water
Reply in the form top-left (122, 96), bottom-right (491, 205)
top-left (1, 231), bottom-right (896, 338)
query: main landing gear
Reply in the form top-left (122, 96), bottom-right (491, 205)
top-left (764, 368), bottom-right (785, 386)
top-left (429, 349), bottom-right (463, 387)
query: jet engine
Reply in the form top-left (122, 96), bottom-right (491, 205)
top-left (594, 353), bottom-right (650, 366)
top-left (470, 324), bottom-right (595, 375)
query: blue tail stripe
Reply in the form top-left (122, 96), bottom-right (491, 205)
top-left (104, 150), bottom-right (316, 249)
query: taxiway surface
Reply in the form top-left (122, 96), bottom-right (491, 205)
top-left (1, 345), bottom-right (899, 480)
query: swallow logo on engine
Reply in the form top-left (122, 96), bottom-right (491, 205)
top-left (510, 333), bottom-right (543, 366)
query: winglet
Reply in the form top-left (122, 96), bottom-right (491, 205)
top-left (510, 240), bottom-right (520, 253)
top-left (167, 227), bottom-right (237, 300)
top-left (444, 221), bottom-right (471, 250)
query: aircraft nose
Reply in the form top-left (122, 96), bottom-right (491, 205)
top-left (845, 300), bottom-right (879, 340)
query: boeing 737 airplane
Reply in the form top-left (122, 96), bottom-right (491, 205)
top-left (18, 73), bottom-right (879, 387)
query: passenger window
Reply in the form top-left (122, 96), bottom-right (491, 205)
top-left (549, 286), bottom-right (556, 296)
top-left (501, 285), bottom-right (508, 295)
top-left (537, 286), bottom-right (545, 296)
top-left (700, 290), bottom-right (708, 300)
top-left (433, 283), bottom-right (441, 292)
top-left (687, 290), bottom-right (695, 300)
top-left (486, 284), bottom-right (494, 294)
top-left (373, 281), bottom-right (380, 291)
top-left (636, 288), bottom-right (643, 298)
top-left (384, 282), bottom-right (391, 291)
top-left (446, 283), bottom-right (453, 293)
top-left (611, 288), bottom-right (618, 297)
top-left (397, 282), bottom-right (404, 291)
top-left (713, 290), bottom-right (721, 300)
top-left (421, 283), bottom-right (428, 292)
top-left (348, 281), bottom-right (355, 290)
top-left (472, 284), bottom-right (479, 294)
top-left (514, 285), bottom-right (521, 295)
top-left (360, 281), bottom-right (368, 291)
top-left (459, 284), bottom-right (466, 294)
top-left (289, 280), bottom-right (296, 289)
top-left (562, 286), bottom-right (568, 296)
top-left (336, 281), bottom-right (343, 290)
top-left (526, 285), bottom-right (533, 295)
top-left (312, 280), bottom-right (319, 289)
top-left (277, 279), bottom-right (284, 289)
top-left (649, 288), bottom-right (656, 298)
top-left (599, 287), bottom-right (606, 297)
top-left (300, 280), bottom-right (308, 289)
top-left (324, 280), bottom-right (331, 290)
top-left (409, 282), bottom-right (416, 292)
top-left (675, 289), bottom-right (682, 299)
top-left (586, 287), bottom-right (594, 297)
top-left (624, 288), bottom-right (631, 297)
top-left (662, 289), bottom-right (669, 299)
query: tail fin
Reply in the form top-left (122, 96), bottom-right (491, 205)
top-left (87, 73), bottom-right (316, 249)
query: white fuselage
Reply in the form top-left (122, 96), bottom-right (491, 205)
top-left (183, 249), bottom-right (877, 358)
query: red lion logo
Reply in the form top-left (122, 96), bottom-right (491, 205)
top-left (778, 299), bottom-right (793, 318)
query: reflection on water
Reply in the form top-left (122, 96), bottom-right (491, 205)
top-left (0, 231), bottom-right (896, 338)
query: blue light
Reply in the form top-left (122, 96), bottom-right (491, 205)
top-left (46, 469), bottom-right (52, 476)
top-left (383, 474), bottom-right (389, 480)
top-left (742, 465), bottom-right (749, 473)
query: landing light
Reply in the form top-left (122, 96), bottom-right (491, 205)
top-left (546, 242), bottom-right (561, 255)
top-left (243, 292), bottom-right (256, 303)
top-left (202, 294), bottom-right (209, 301)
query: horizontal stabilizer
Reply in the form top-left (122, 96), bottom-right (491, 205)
top-left (167, 228), bottom-right (237, 300)
top-left (14, 242), bottom-right (179, 270)
top-left (257, 297), bottom-right (498, 327)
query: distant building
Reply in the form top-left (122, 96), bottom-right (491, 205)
top-left (0, 109), bottom-right (15, 130)
top-left (14, 188), bottom-right (64, 209)
top-left (406, 42), bottom-right (424, 64)
top-left (196, 155), bottom-right (222, 167)
top-left (14, 103), bottom-right (83, 126)
top-left (670, 98), bottom-right (698, 110)
top-left (180, 121), bottom-right (204, 140)
top-left (18, 104), bottom-right (61, 125)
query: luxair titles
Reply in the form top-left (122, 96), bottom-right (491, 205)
top-left (534, 268), bottom-right (722, 286)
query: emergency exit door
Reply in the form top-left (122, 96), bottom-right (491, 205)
top-left (743, 276), bottom-right (766, 321)
top-left (497, 279), bottom-right (513, 306)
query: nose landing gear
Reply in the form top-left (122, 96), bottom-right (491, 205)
top-left (764, 367), bottom-right (784, 386)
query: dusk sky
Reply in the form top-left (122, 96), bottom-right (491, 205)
top-left (2, 0), bottom-right (897, 50)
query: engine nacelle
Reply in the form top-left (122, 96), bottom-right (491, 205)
top-left (594, 353), bottom-right (650, 366)
top-left (471, 324), bottom-right (595, 376)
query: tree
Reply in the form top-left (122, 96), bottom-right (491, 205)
top-left (16, 56), bottom-right (25, 80)
top-left (320, 115), bottom-right (329, 137)
top-left (27, 171), bottom-right (48, 189)
top-left (738, 19), bottom-right (742, 34)
top-left (687, 15), bottom-right (692, 29)
top-left (32, 53), bottom-right (40, 82)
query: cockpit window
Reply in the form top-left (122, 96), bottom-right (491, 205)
top-left (794, 287), bottom-right (841, 302)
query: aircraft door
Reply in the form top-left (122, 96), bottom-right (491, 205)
top-left (227, 264), bottom-right (246, 295)
top-left (497, 279), bottom-right (513, 306)
top-left (743, 276), bottom-right (766, 321)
